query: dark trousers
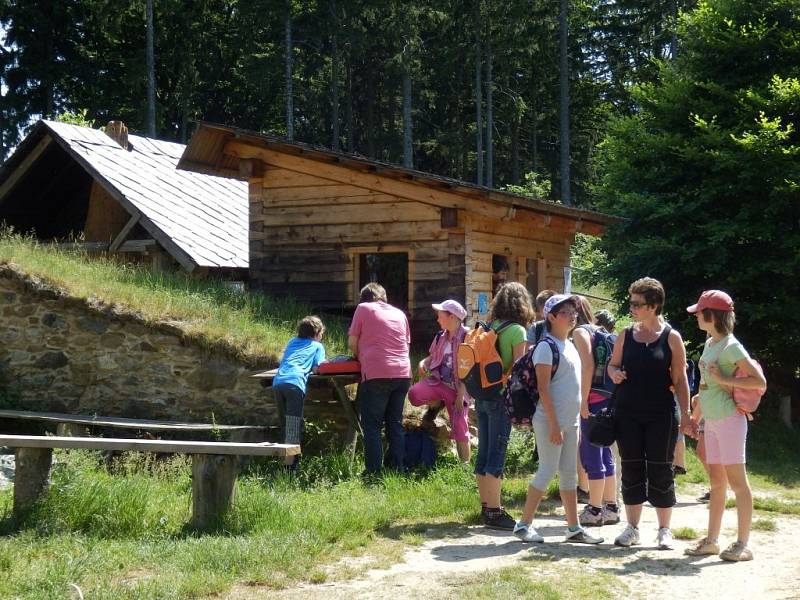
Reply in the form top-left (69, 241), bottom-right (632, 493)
top-left (615, 408), bottom-right (678, 508)
top-left (274, 383), bottom-right (305, 469)
top-left (358, 378), bottom-right (411, 474)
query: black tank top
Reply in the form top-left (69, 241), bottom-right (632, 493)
top-left (615, 324), bottom-right (674, 413)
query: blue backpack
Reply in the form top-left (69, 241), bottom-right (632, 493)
top-left (503, 337), bottom-right (560, 427)
top-left (581, 324), bottom-right (617, 398)
top-left (403, 429), bottom-right (436, 469)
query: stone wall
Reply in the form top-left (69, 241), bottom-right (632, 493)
top-left (0, 265), bottom-right (277, 427)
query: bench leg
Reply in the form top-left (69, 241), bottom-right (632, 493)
top-left (331, 381), bottom-right (362, 461)
top-left (13, 447), bottom-right (53, 519)
top-left (191, 453), bottom-right (238, 529)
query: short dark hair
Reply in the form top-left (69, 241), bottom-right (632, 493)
top-left (534, 289), bottom-right (557, 311)
top-left (359, 282), bottom-right (387, 303)
top-left (701, 308), bottom-right (735, 335)
top-left (629, 277), bottom-right (665, 315)
top-left (297, 315), bottom-right (325, 339)
top-left (594, 309), bottom-right (616, 332)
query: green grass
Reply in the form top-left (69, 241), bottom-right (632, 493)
top-left (672, 526), bottom-right (698, 540)
top-left (752, 518), bottom-right (777, 531)
top-left (0, 229), bottom-right (349, 365)
top-left (454, 565), bottom-right (619, 600)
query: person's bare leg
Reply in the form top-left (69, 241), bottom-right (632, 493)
top-left (456, 440), bottom-right (471, 463)
top-left (603, 474), bottom-right (618, 503)
top-left (707, 463), bottom-right (728, 541)
top-left (588, 478), bottom-right (605, 507)
top-left (561, 488), bottom-right (579, 527)
top-left (521, 485), bottom-right (547, 524)
top-left (673, 436), bottom-right (686, 470)
top-left (655, 506), bottom-right (672, 529)
top-left (578, 455), bottom-right (590, 494)
top-left (624, 503), bottom-right (643, 527)
top-left (725, 464), bottom-right (752, 544)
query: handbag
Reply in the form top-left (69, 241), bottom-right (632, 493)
top-left (586, 394), bottom-right (617, 448)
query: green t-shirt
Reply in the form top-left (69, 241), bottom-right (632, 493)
top-left (490, 320), bottom-right (526, 372)
top-left (698, 334), bottom-right (750, 420)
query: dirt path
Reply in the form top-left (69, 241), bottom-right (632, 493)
top-left (228, 492), bottom-right (800, 600)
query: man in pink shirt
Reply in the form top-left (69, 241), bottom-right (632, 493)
top-left (348, 282), bottom-right (412, 474)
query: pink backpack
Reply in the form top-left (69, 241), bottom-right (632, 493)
top-left (732, 361), bottom-right (766, 420)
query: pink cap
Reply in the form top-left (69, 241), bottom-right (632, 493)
top-left (687, 290), bottom-right (734, 313)
top-left (432, 299), bottom-right (467, 321)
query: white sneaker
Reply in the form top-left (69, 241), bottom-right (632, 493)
top-left (656, 527), bottom-right (674, 549)
top-left (513, 521), bottom-right (544, 543)
top-left (565, 526), bottom-right (603, 544)
top-left (614, 524), bottom-right (640, 547)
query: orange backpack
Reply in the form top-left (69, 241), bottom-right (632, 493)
top-left (457, 321), bottom-right (513, 401)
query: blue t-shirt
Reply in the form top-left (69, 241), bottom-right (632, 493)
top-left (273, 337), bottom-right (326, 393)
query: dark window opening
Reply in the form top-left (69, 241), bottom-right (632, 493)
top-left (359, 252), bottom-right (408, 311)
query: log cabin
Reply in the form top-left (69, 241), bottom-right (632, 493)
top-left (0, 120), bottom-right (248, 277)
top-left (179, 122), bottom-right (618, 344)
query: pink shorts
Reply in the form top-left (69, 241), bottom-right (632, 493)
top-left (408, 378), bottom-right (470, 442)
top-left (703, 412), bottom-right (747, 465)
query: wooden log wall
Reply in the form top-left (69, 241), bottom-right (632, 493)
top-left (464, 212), bottom-right (574, 321)
top-left (83, 181), bottom-right (131, 242)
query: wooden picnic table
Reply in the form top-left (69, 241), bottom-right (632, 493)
top-left (252, 369), bottom-right (363, 454)
top-left (0, 409), bottom-right (272, 442)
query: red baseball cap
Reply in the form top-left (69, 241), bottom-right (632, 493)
top-left (686, 290), bottom-right (734, 313)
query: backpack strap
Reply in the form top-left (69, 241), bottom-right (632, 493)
top-left (534, 336), bottom-right (560, 378)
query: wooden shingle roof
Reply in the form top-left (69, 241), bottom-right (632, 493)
top-left (0, 121), bottom-right (248, 270)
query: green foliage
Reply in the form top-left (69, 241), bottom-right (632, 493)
top-left (55, 109), bottom-right (95, 127)
top-left (502, 171), bottom-right (552, 200)
top-left (592, 0), bottom-right (800, 387)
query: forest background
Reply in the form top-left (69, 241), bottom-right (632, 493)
top-left (0, 0), bottom-right (798, 397)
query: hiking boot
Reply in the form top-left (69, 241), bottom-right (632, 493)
top-left (484, 508), bottom-right (516, 531)
top-left (565, 526), bottom-right (603, 544)
top-left (579, 504), bottom-right (604, 527)
top-left (719, 541), bottom-right (754, 562)
top-left (576, 486), bottom-right (590, 504)
top-left (513, 521), bottom-right (544, 543)
top-left (697, 490), bottom-right (711, 503)
top-left (614, 524), bottom-right (640, 547)
top-left (656, 527), bottom-right (675, 550)
top-left (684, 537), bottom-right (720, 556)
top-left (602, 503), bottom-right (621, 525)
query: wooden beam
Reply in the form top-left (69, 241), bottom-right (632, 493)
top-left (118, 239), bottom-right (158, 252)
top-left (0, 136), bottom-right (53, 203)
top-left (238, 158), bottom-right (264, 180)
top-left (109, 211), bottom-right (141, 251)
top-left (223, 140), bottom-right (512, 221)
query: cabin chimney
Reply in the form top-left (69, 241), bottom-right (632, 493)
top-left (104, 121), bottom-right (129, 149)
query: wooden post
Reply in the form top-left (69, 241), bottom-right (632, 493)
top-left (57, 423), bottom-right (88, 437)
top-left (191, 454), bottom-right (238, 529)
top-left (13, 447), bottom-right (53, 519)
top-left (330, 379), bottom-right (362, 459)
top-left (779, 395), bottom-right (793, 429)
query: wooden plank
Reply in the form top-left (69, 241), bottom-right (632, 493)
top-left (109, 211), bottom-right (141, 251)
top-left (0, 435), bottom-right (299, 457)
top-left (83, 180), bottom-right (133, 243)
top-left (0, 136), bottom-right (53, 202)
top-left (253, 220), bottom-right (445, 245)
top-left (0, 411), bottom-right (269, 432)
top-left (262, 167), bottom-right (342, 188)
top-left (257, 202), bottom-right (440, 226)
top-left (262, 193), bottom-right (404, 209)
top-left (261, 184), bottom-right (375, 203)
top-left (224, 140), bottom-right (512, 220)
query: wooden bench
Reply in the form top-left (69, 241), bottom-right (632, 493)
top-left (0, 409), bottom-right (273, 442)
top-left (0, 434), bottom-right (298, 529)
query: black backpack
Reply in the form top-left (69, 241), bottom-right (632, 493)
top-left (503, 337), bottom-right (560, 427)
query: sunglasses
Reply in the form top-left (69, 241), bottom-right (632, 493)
top-left (629, 301), bottom-right (649, 309)
top-left (556, 310), bottom-right (578, 318)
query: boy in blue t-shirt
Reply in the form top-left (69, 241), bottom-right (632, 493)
top-left (273, 316), bottom-right (326, 469)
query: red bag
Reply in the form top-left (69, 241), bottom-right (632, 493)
top-left (732, 361), bottom-right (766, 419)
top-left (318, 358), bottom-right (361, 376)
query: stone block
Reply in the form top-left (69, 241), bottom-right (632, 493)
top-left (41, 313), bottom-right (69, 330)
top-left (33, 351), bottom-right (68, 369)
top-left (100, 332), bottom-right (126, 349)
top-left (77, 317), bottom-right (108, 334)
top-left (186, 359), bottom-right (241, 392)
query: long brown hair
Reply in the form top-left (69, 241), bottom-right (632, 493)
top-left (488, 282), bottom-right (535, 326)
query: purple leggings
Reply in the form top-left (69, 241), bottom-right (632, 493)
top-left (579, 398), bottom-right (616, 480)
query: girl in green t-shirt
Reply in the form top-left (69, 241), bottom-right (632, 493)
top-left (684, 290), bottom-right (766, 562)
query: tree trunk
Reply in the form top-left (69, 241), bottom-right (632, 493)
top-left (402, 31), bottom-right (413, 169)
top-left (559, 0), bottom-right (571, 205)
top-left (285, 0), bottom-right (294, 141)
top-left (669, 0), bottom-right (679, 59)
top-left (474, 0), bottom-right (483, 186)
top-left (330, 0), bottom-right (340, 151)
top-left (485, 37), bottom-right (493, 189)
top-left (345, 39), bottom-right (354, 152)
top-left (511, 112), bottom-right (520, 184)
top-left (146, 0), bottom-right (156, 137)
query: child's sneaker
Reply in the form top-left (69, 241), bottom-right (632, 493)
top-left (697, 490), bottom-right (711, 503)
top-left (513, 521), bottom-right (544, 543)
top-left (484, 508), bottom-right (516, 531)
top-left (579, 504), bottom-right (604, 526)
top-left (656, 527), bottom-right (674, 550)
top-left (602, 503), bottom-right (621, 525)
top-left (719, 541), bottom-right (753, 562)
top-left (565, 526), bottom-right (603, 544)
top-left (684, 537), bottom-right (720, 556)
top-left (614, 524), bottom-right (640, 547)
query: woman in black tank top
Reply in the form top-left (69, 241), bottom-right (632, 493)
top-left (606, 278), bottom-right (692, 549)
